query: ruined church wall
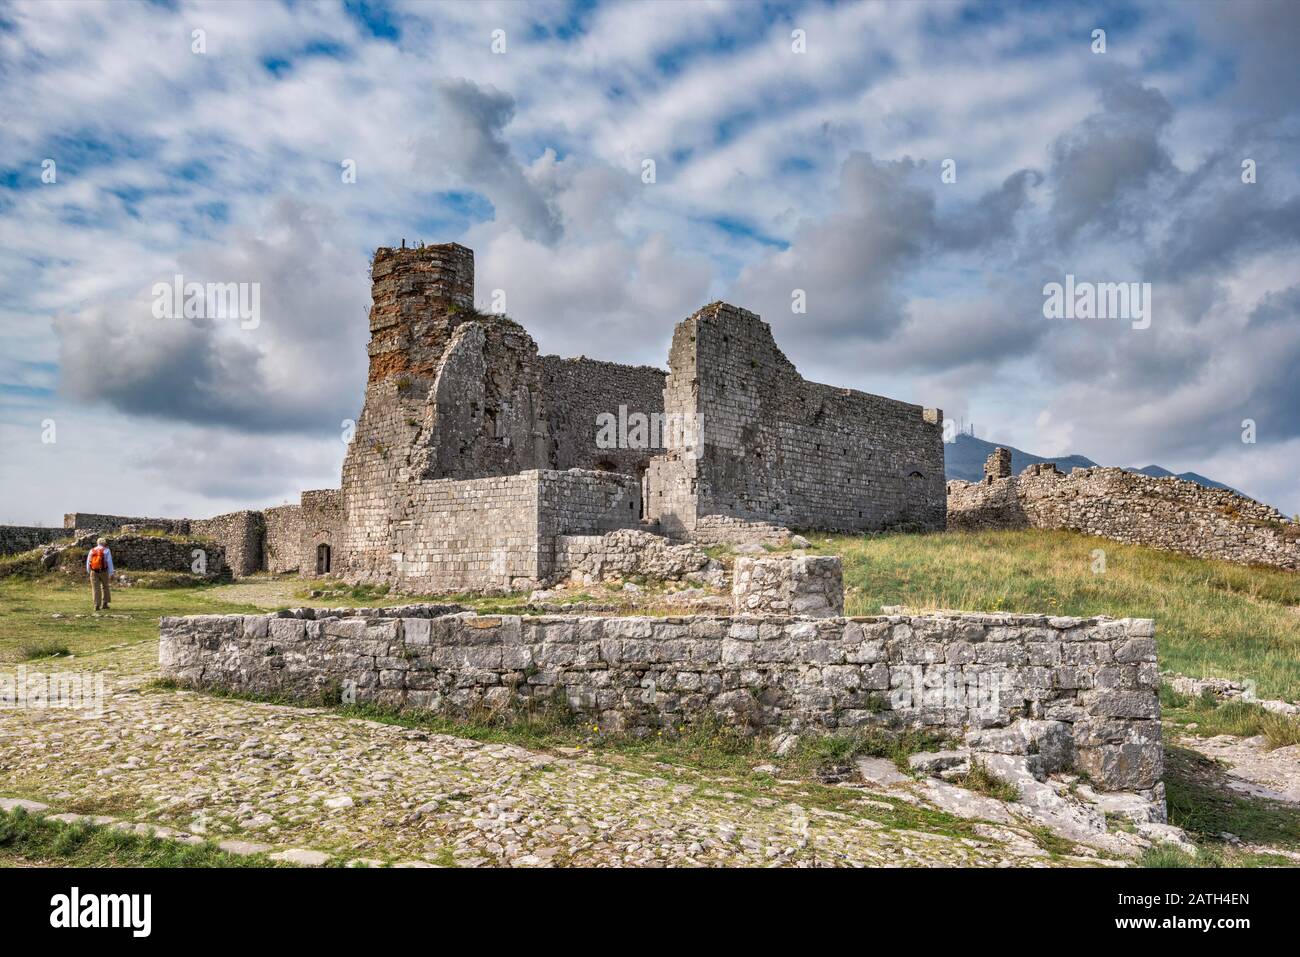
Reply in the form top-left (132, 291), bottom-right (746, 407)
top-left (340, 244), bottom-right (478, 581)
top-left (948, 465), bottom-right (1300, 570)
top-left (649, 304), bottom-right (946, 534)
top-left (161, 608), bottom-right (1161, 792)
top-left (538, 355), bottom-right (666, 474)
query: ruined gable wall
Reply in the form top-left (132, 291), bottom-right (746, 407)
top-left (538, 355), bottom-right (666, 474)
top-left (649, 303), bottom-right (946, 534)
top-left (948, 463), bottom-right (1300, 569)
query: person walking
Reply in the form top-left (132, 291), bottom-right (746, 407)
top-left (87, 537), bottom-right (114, 611)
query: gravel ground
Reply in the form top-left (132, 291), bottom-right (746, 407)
top-left (0, 639), bottom-right (1102, 868)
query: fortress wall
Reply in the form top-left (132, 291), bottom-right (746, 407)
top-left (299, 490), bottom-right (344, 575)
top-left (948, 462), bottom-right (1300, 570)
top-left (538, 355), bottom-right (666, 474)
top-left (263, 504), bottom-right (304, 574)
top-left (648, 304), bottom-right (946, 534)
top-left (357, 469), bottom-right (644, 593)
top-left (61, 533), bottom-right (227, 578)
top-left (192, 510), bottom-right (265, 578)
top-left (161, 608), bottom-right (1162, 793)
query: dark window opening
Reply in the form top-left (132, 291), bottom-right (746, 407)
top-left (316, 543), bottom-right (332, 574)
top-left (909, 471), bottom-right (925, 479)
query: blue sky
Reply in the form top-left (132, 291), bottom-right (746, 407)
top-left (1, 0), bottom-right (1298, 522)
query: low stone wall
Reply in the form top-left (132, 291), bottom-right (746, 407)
top-left (948, 457), bottom-right (1300, 570)
top-left (159, 608), bottom-right (1161, 792)
top-left (59, 534), bottom-right (228, 578)
top-left (0, 525), bottom-right (68, 557)
top-left (732, 555), bottom-right (843, 617)
top-left (553, 529), bottom-right (711, 585)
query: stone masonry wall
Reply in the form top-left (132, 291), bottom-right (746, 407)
top-left (539, 355), bottom-right (666, 476)
top-left (0, 526), bottom-right (68, 557)
top-left (948, 456), bottom-right (1300, 570)
top-left (732, 555), bottom-right (844, 617)
top-left (192, 510), bottom-right (265, 578)
top-left (160, 608), bottom-right (1162, 792)
top-left (299, 489), bottom-right (344, 575)
top-left (553, 529), bottom-right (710, 585)
top-left (347, 468), bottom-right (642, 594)
top-left (647, 303), bottom-right (946, 535)
top-left (263, 504), bottom-right (304, 574)
top-left (389, 473), bottom-right (541, 593)
top-left (59, 533), bottom-right (227, 578)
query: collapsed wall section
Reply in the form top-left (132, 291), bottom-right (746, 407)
top-left (647, 303), bottom-right (946, 535)
top-left (160, 609), bottom-right (1162, 793)
top-left (948, 458), bottom-right (1300, 570)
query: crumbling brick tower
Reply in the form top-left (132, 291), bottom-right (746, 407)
top-left (340, 243), bottom-right (552, 580)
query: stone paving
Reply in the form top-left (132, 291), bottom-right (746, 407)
top-left (0, 642), bottom-right (1105, 868)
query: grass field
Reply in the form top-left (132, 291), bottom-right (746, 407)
top-left (0, 808), bottom-right (280, 867)
top-left (817, 529), bottom-right (1300, 701)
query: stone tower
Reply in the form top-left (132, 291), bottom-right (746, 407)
top-left (340, 243), bottom-right (551, 580)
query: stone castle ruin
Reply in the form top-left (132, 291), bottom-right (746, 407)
top-left (16, 242), bottom-right (942, 590)
top-left (329, 242), bottom-right (945, 592)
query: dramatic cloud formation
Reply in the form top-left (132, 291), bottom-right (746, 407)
top-left (1, 0), bottom-right (1297, 523)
